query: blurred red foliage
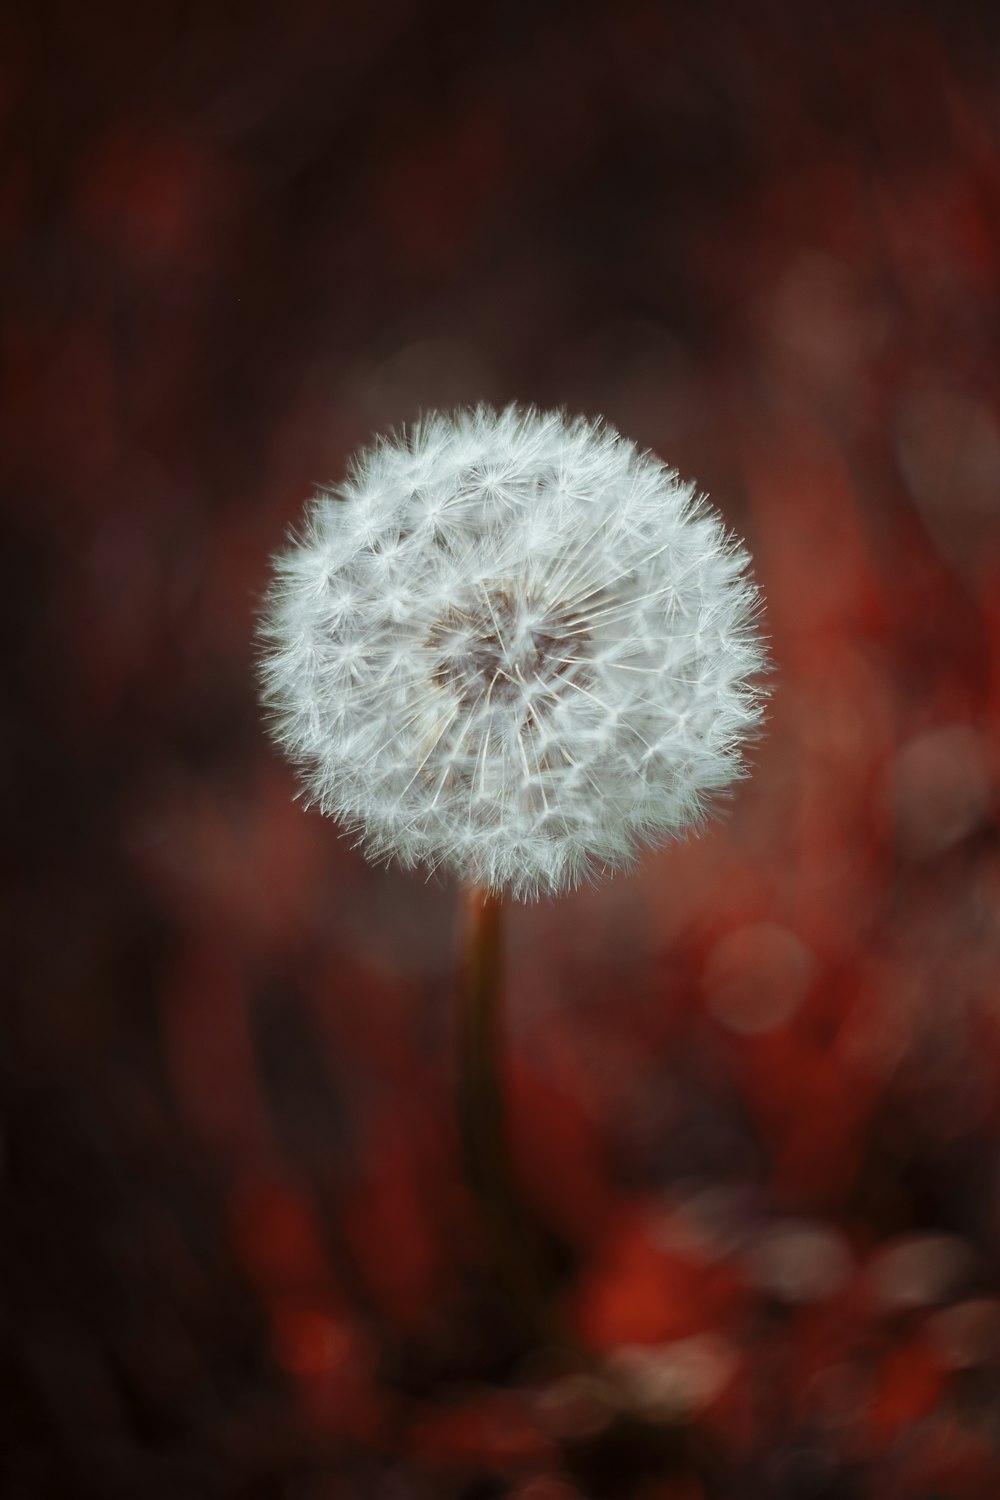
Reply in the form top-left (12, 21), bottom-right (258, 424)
top-left (7, 1), bottom-right (1000, 1496)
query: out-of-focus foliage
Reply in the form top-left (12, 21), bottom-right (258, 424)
top-left (5, 2), bottom-right (1000, 1496)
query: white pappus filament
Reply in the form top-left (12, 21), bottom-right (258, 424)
top-left (259, 405), bottom-right (768, 898)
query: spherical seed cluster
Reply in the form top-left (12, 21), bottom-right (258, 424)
top-left (260, 406), bottom-right (767, 898)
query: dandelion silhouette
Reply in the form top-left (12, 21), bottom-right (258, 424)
top-left (260, 405), bottom-right (766, 898)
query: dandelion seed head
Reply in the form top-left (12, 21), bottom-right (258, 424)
top-left (260, 405), bottom-right (767, 898)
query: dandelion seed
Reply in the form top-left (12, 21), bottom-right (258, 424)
top-left (259, 405), bottom-right (767, 898)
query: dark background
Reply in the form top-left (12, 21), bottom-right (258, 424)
top-left (6, 2), bottom-right (1000, 1496)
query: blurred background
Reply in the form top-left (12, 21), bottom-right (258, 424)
top-left (7, 1), bottom-right (1000, 1495)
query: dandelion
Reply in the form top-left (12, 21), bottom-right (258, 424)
top-left (260, 405), bottom-right (769, 1335)
top-left (259, 405), bottom-right (766, 898)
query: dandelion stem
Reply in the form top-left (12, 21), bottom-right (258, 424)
top-left (457, 884), bottom-right (541, 1334)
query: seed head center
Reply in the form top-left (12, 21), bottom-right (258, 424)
top-left (428, 586), bottom-right (589, 708)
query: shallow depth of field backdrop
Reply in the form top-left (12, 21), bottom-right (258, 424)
top-left (7, 2), bottom-right (1000, 1497)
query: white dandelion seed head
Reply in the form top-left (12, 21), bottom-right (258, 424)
top-left (259, 405), bottom-right (767, 899)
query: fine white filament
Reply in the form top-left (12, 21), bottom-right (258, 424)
top-left (260, 406), bottom-right (766, 898)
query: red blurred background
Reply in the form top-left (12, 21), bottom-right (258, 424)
top-left (6, 2), bottom-right (1000, 1496)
